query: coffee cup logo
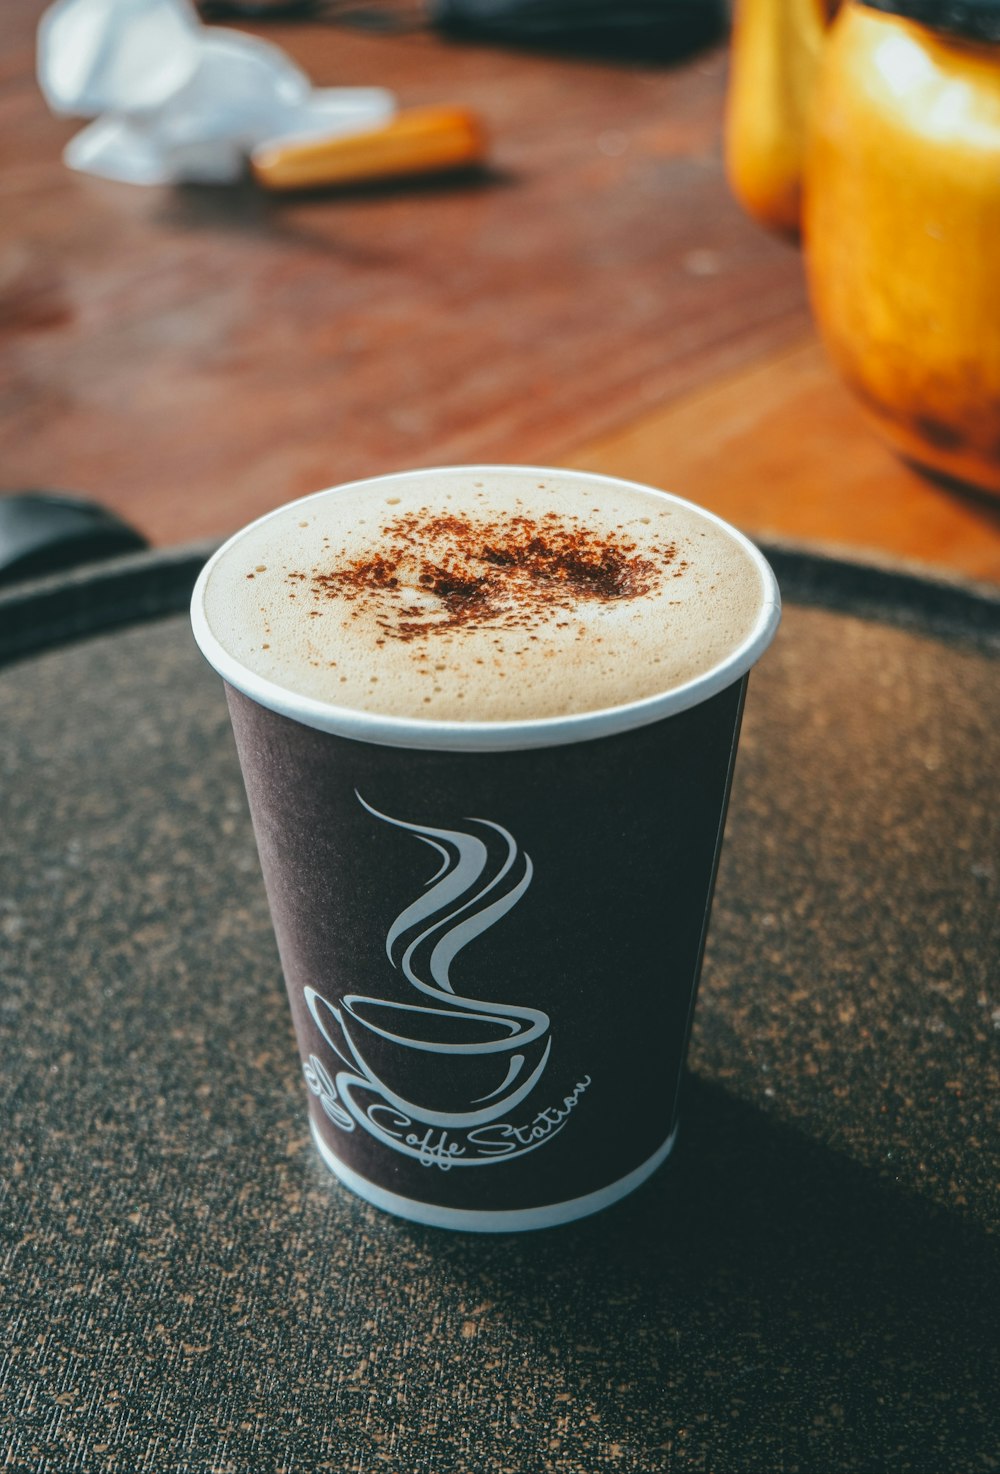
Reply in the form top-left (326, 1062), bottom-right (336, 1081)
top-left (303, 795), bottom-right (589, 1169)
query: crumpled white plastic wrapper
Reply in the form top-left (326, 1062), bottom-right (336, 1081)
top-left (37, 0), bottom-right (396, 185)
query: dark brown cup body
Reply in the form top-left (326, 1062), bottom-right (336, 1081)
top-left (225, 675), bottom-right (747, 1231)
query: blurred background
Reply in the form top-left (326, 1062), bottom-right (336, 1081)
top-left (3, 0), bottom-right (1000, 583)
top-left (3, 12), bottom-right (999, 1471)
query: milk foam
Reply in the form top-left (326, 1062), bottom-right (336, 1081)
top-left (201, 469), bottom-right (767, 723)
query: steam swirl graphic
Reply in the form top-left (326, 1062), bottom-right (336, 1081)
top-left (305, 794), bottom-right (551, 1131)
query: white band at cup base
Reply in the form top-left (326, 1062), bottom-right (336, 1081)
top-left (309, 1117), bottom-right (679, 1233)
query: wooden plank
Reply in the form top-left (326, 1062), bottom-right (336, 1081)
top-left (568, 338), bottom-right (1000, 585)
top-left (0, 6), bottom-right (811, 543)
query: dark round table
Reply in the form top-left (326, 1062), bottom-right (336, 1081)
top-left (1, 544), bottom-right (997, 1473)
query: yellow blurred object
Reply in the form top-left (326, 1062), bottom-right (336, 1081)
top-left (726, 0), bottom-right (1000, 495)
top-left (252, 106), bottom-right (487, 192)
top-left (725, 0), bottom-right (828, 235)
top-left (804, 3), bottom-right (1000, 495)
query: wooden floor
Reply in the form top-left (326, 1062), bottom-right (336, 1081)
top-left (3, 0), bottom-right (1000, 582)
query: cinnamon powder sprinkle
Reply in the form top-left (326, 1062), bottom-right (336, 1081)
top-left (291, 510), bottom-right (680, 641)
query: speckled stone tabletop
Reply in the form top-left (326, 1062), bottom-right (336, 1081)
top-left (1, 551), bottom-right (998, 1473)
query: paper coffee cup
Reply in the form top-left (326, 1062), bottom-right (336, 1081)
top-left (191, 466), bottom-right (780, 1231)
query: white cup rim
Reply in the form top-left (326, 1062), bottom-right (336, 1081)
top-left (190, 465), bottom-right (781, 752)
